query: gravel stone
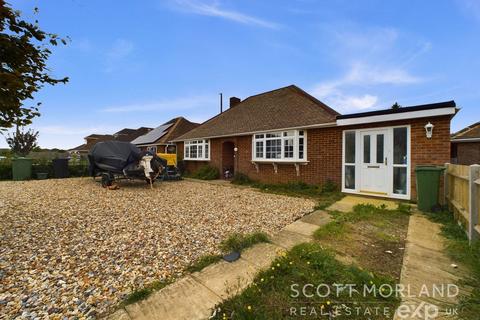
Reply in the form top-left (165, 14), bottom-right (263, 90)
top-left (0, 178), bottom-right (314, 318)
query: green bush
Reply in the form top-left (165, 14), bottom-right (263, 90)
top-left (191, 165), bottom-right (219, 180)
top-left (321, 179), bottom-right (338, 193)
top-left (231, 172), bottom-right (254, 185)
top-left (68, 164), bottom-right (89, 177)
top-left (0, 164), bottom-right (12, 180)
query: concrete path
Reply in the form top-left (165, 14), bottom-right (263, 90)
top-left (327, 195), bottom-right (398, 212)
top-left (394, 213), bottom-right (467, 320)
top-left (105, 210), bottom-right (330, 320)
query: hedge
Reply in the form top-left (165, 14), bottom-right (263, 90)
top-left (0, 162), bottom-right (90, 180)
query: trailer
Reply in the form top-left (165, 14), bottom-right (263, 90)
top-left (88, 141), bottom-right (167, 188)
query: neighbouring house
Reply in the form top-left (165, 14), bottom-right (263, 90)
top-left (173, 85), bottom-right (457, 201)
top-left (131, 117), bottom-right (199, 154)
top-left (451, 121), bottom-right (480, 165)
top-left (70, 127), bottom-right (153, 156)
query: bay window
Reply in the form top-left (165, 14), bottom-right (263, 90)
top-left (184, 140), bottom-right (210, 160)
top-left (252, 130), bottom-right (306, 161)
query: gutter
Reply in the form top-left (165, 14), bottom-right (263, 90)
top-left (451, 138), bottom-right (480, 143)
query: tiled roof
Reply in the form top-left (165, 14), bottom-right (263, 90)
top-left (175, 85), bottom-right (338, 140)
top-left (452, 121), bottom-right (480, 140)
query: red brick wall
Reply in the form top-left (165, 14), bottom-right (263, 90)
top-left (453, 142), bottom-right (480, 165)
top-left (178, 115), bottom-right (452, 200)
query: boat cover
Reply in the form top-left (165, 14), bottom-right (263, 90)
top-left (89, 141), bottom-right (143, 174)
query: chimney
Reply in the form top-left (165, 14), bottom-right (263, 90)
top-left (230, 97), bottom-right (241, 108)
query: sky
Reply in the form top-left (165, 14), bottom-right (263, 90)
top-left (2, 0), bottom-right (480, 149)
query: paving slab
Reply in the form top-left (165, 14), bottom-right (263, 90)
top-left (191, 258), bottom-right (258, 299)
top-left (394, 214), bottom-right (464, 319)
top-left (240, 242), bottom-right (283, 269)
top-left (270, 229), bottom-right (311, 249)
top-left (105, 309), bottom-right (131, 320)
top-left (299, 210), bottom-right (331, 226)
top-left (327, 195), bottom-right (398, 212)
top-left (282, 220), bottom-right (319, 237)
top-left (125, 275), bottom-right (221, 320)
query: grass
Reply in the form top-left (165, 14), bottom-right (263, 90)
top-left (120, 279), bottom-right (172, 307)
top-left (185, 232), bottom-right (270, 274)
top-left (314, 203), bottom-right (411, 242)
top-left (219, 232), bottom-right (270, 253)
top-left (185, 254), bottom-right (223, 273)
top-left (231, 175), bottom-right (344, 210)
top-left (313, 203), bottom-right (411, 280)
top-left (421, 210), bottom-right (480, 319)
top-left (211, 243), bottom-right (400, 320)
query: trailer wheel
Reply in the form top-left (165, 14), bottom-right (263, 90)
top-left (101, 174), bottom-right (112, 188)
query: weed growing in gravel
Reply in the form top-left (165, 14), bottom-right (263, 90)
top-left (185, 232), bottom-right (270, 274)
top-left (219, 232), bottom-right (270, 253)
top-left (422, 210), bottom-right (480, 319)
top-left (185, 254), bottom-right (223, 273)
top-left (210, 242), bottom-right (400, 319)
top-left (120, 279), bottom-right (172, 307)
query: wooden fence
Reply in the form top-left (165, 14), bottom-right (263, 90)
top-left (444, 163), bottom-right (480, 242)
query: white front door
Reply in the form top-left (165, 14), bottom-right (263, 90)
top-left (360, 129), bottom-right (389, 194)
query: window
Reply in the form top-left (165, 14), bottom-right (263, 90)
top-left (344, 131), bottom-right (356, 190)
top-left (376, 134), bottom-right (384, 164)
top-left (252, 130), bottom-right (307, 161)
top-left (147, 146), bottom-right (157, 154)
top-left (184, 140), bottom-right (210, 160)
top-left (393, 127), bottom-right (408, 194)
top-left (363, 135), bottom-right (371, 163)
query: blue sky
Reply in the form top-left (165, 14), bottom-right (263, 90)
top-left (3, 0), bottom-right (480, 149)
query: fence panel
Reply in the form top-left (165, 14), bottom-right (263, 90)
top-left (445, 163), bottom-right (480, 242)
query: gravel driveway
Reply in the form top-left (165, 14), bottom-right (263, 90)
top-left (0, 178), bottom-right (314, 319)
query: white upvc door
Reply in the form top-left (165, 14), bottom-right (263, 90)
top-left (359, 129), bottom-right (389, 195)
top-left (342, 125), bottom-right (411, 200)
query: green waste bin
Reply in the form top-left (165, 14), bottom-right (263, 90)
top-left (12, 158), bottom-right (33, 181)
top-left (415, 165), bottom-right (445, 212)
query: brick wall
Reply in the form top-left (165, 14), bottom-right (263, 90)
top-left (453, 142), bottom-right (480, 165)
top-left (179, 115), bottom-right (452, 200)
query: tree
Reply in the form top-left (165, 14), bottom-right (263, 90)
top-left (6, 126), bottom-right (39, 157)
top-left (391, 102), bottom-right (402, 110)
top-left (0, 1), bottom-right (68, 129)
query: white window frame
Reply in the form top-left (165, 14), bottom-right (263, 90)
top-left (147, 145), bottom-right (157, 154)
top-left (184, 139), bottom-right (210, 161)
top-left (252, 130), bottom-right (307, 162)
top-left (341, 125), bottom-right (411, 200)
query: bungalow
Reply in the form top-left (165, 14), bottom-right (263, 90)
top-left (173, 85), bottom-right (457, 200)
top-left (70, 127), bottom-right (152, 156)
top-left (451, 121), bottom-right (480, 165)
top-left (131, 117), bottom-right (199, 154)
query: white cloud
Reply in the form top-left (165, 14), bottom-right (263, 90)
top-left (101, 95), bottom-right (217, 113)
top-left (104, 39), bottom-right (134, 72)
top-left (172, 0), bottom-right (280, 29)
top-left (310, 24), bottom-right (429, 113)
top-left (310, 62), bottom-right (422, 112)
top-left (456, 0), bottom-right (480, 20)
top-left (107, 39), bottom-right (134, 60)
